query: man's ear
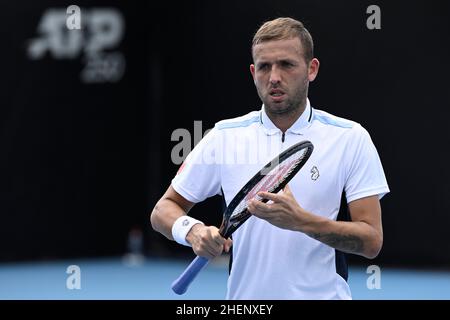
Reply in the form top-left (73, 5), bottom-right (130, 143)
top-left (308, 58), bottom-right (320, 82)
top-left (250, 64), bottom-right (256, 83)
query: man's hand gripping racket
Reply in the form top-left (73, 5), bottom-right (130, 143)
top-left (171, 140), bottom-right (314, 294)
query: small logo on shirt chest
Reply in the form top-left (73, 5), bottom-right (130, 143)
top-left (311, 166), bottom-right (320, 181)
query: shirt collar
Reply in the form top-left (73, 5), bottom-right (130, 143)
top-left (260, 98), bottom-right (313, 135)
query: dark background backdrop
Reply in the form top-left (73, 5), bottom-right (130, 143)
top-left (0, 0), bottom-right (449, 268)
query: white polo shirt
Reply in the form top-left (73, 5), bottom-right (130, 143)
top-left (172, 99), bottom-right (390, 299)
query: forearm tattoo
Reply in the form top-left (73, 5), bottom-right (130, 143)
top-left (311, 233), bottom-right (364, 253)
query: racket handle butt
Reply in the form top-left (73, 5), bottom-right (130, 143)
top-left (171, 256), bottom-right (209, 295)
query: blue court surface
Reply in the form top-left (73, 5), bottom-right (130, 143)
top-left (0, 256), bottom-right (449, 300)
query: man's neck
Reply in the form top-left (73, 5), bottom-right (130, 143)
top-left (266, 102), bottom-right (306, 133)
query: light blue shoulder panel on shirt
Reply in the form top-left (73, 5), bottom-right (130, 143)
top-left (216, 114), bottom-right (261, 130)
top-left (312, 111), bottom-right (354, 129)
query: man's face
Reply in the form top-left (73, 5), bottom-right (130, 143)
top-left (250, 38), bottom-right (319, 115)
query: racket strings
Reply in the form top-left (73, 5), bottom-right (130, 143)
top-left (266, 154), bottom-right (305, 192)
top-left (261, 148), bottom-right (307, 195)
top-left (229, 148), bottom-right (308, 220)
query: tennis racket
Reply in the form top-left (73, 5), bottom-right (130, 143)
top-left (171, 140), bottom-right (314, 295)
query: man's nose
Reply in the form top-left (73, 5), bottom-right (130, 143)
top-left (269, 66), bottom-right (281, 84)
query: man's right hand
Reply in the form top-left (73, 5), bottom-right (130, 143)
top-left (186, 224), bottom-right (233, 259)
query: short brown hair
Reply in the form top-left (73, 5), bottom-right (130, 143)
top-left (252, 17), bottom-right (314, 63)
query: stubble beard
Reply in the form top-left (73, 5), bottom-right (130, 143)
top-left (261, 78), bottom-right (309, 118)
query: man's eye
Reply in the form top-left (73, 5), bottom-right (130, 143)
top-left (281, 61), bottom-right (294, 68)
top-left (258, 64), bottom-right (269, 70)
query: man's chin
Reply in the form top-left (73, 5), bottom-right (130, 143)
top-left (265, 103), bottom-right (290, 115)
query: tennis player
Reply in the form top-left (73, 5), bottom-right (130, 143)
top-left (151, 17), bottom-right (389, 299)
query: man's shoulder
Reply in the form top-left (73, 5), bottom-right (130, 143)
top-left (214, 110), bottom-right (261, 130)
top-left (312, 108), bottom-right (359, 130)
top-left (312, 108), bottom-right (373, 145)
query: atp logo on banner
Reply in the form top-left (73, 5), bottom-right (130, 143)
top-left (27, 6), bottom-right (126, 84)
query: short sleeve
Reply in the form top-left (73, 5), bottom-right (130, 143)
top-left (171, 127), bottom-right (222, 203)
top-left (344, 125), bottom-right (390, 203)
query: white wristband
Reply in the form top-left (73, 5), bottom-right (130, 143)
top-left (171, 216), bottom-right (204, 247)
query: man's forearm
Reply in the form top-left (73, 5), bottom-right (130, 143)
top-left (309, 228), bottom-right (364, 254)
top-left (150, 198), bottom-right (187, 240)
top-left (300, 215), bottom-right (382, 259)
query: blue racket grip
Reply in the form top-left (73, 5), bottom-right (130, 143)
top-left (171, 256), bottom-right (210, 295)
